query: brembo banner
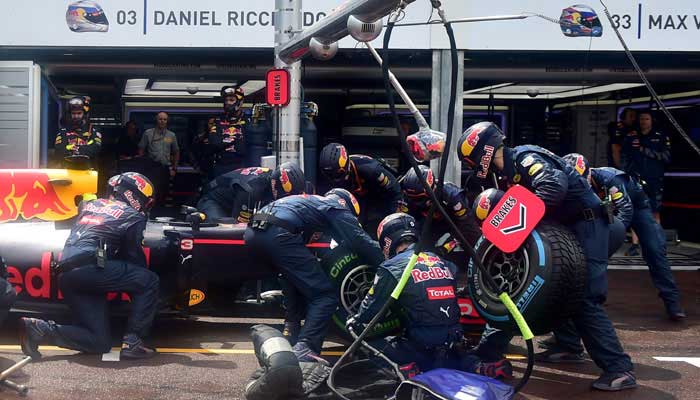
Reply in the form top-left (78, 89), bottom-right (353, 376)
top-left (0, 0), bottom-right (697, 51)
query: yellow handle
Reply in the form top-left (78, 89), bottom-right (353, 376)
top-left (499, 292), bottom-right (534, 340)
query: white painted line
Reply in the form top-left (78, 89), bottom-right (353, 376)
top-left (654, 357), bottom-right (700, 368)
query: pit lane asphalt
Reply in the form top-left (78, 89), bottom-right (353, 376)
top-left (0, 269), bottom-right (696, 400)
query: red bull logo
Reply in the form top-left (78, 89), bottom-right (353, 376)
top-left (411, 264), bottom-right (454, 283)
top-left (0, 171), bottom-right (72, 222)
top-left (338, 146), bottom-right (348, 168)
top-left (349, 194), bottom-right (360, 216)
top-left (460, 127), bottom-right (483, 157)
top-left (425, 169), bottom-right (435, 187)
top-left (476, 145), bottom-right (495, 179)
top-left (125, 172), bottom-right (153, 197)
top-left (574, 156), bottom-right (587, 176)
top-left (279, 169), bottom-right (293, 193)
top-left (476, 195), bottom-right (491, 221)
top-left (416, 253), bottom-right (442, 267)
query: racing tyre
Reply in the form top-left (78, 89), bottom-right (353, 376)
top-left (467, 223), bottom-right (586, 335)
top-left (319, 242), bottom-right (402, 339)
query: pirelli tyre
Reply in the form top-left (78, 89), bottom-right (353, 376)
top-left (319, 241), bottom-right (402, 339)
top-left (467, 223), bottom-right (586, 335)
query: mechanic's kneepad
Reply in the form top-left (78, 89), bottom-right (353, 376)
top-left (245, 324), bottom-right (304, 400)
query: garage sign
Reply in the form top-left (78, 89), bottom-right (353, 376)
top-left (266, 69), bottom-right (290, 107)
top-left (481, 185), bottom-right (545, 253)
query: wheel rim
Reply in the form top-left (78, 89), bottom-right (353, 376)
top-left (340, 264), bottom-right (375, 315)
top-left (479, 244), bottom-right (530, 301)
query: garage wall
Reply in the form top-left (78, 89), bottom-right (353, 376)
top-left (0, 61), bottom-right (40, 168)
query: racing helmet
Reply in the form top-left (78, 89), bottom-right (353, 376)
top-left (221, 86), bottom-right (245, 114)
top-left (106, 174), bottom-right (121, 194)
top-left (377, 213), bottom-right (418, 259)
top-left (319, 143), bottom-right (351, 183)
top-left (112, 172), bottom-right (155, 213)
top-left (562, 153), bottom-right (590, 180)
top-left (559, 5), bottom-right (602, 38)
top-left (457, 122), bottom-right (505, 179)
top-left (271, 162), bottom-right (305, 199)
top-left (325, 188), bottom-right (360, 217)
top-left (67, 97), bottom-right (89, 127)
top-left (400, 165), bottom-right (435, 209)
top-left (66, 1), bottom-right (109, 33)
top-left (472, 188), bottom-right (505, 224)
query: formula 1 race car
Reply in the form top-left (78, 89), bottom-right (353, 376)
top-left (0, 166), bottom-right (586, 339)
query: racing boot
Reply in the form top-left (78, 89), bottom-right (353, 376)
top-left (292, 341), bottom-right (329, 366)
top-left (282, 320), bottom-right (301, 346)
top-left (399, 362), bottom-right (421, 379)
top-left (120, 333), bottom-right (157, 360)
top-left (18, 317), bottom-right (55, 360)
top-left (475, 359), bottom-right (513, 379)
top-left (624, 244), bottom-right (640, 257)
top-left (665, 302), bottom-right (687, 322)
top-left (591, 371), bottom-right (638, 391)
top-left (537, 335), bottom-right (557, 350)
top-left (535, 348), bottom-right (585, 364)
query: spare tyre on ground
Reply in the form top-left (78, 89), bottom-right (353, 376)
top-left (467, 222), bottom-right (586, 335)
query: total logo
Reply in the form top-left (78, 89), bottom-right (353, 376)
top-left (411, 265), bottom-right (454, 283)
top-left (426, 286), bottom-right (455, 300)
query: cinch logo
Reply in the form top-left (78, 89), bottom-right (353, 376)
top-left (411, 266), bottom-right (454, 283)
top-left (329, 253), bottom-right (358, 278)
top-left (426, 286), bottom-right (455, 300)
top-left (489, 196), bottom-right (517, 228)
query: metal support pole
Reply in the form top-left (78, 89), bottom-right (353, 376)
top-left (274, 0), bottom-right (302, 166)
top-left (430, 49), bottom-right (464, 186)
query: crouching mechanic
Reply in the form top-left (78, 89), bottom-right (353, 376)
top-left (197, 163), bottom-right (305, 223)
top-left (563, 154), bottom-right (684, 320)
top-left (245, 188), bottom-right (384, 363)
top-left (457, 122), bottom-right (636, 391)
top-left (400, 165), bottom-right (481, 253)
top-left (319, 143), bottom-right (402, 235)
top-left (347, 213), bottom-right (512, 378)
top-left (19, 172), bottom-right (160, 360)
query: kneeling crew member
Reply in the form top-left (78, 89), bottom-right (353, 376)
top-left (19, 172), bottom-right (160, 360)
top-left (245, 188), bottom-right (384, 363)
top-left (564, 154), bottom-right (684, 320)
top-left (197, 163), bottom-right (305, 223)
top-left (349, 213), bottom-right (513, 378)
top-left (457, 122), bottom-right (636, 391)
